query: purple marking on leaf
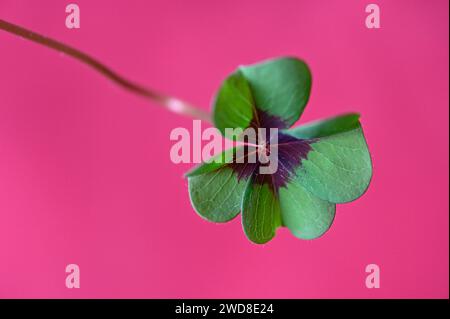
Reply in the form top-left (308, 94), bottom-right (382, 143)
top-left (226, 109), bottom-right (315, 192)
top-left (228, 132), bottom-right (314, 193)
top-left (250, 108), bottom-right (289, 131)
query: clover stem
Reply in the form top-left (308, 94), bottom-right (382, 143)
top-left (0, 19), bottom-right (212, 123)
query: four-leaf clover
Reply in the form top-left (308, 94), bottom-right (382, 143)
top-left (186, 57), bottom-right (372, 244)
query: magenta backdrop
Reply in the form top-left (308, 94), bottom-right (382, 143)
top-left (0, 0), bottom-right (448, 298)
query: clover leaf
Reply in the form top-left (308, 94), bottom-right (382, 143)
top-left (186, 57), bottom-right (372, 244)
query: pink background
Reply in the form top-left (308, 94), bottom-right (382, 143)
top-left (0, 0), bottom-right (448, 298)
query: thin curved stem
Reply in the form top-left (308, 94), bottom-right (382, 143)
top-left (0, 19), bottom-right (211, 123)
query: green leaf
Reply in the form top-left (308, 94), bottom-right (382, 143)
top-left (241, 180), bottom-right (283, 244)
top-left (212, 71), bottom-right (255, 137)
top-left (279, 180), bottom-right (335, 239)
top-left (240, 57), bottom-right (312, 126)
top-left (185, 147), bottom-right (237, 177)
top-left (187, 147), bottom-right (250, 223)
top-left (288, 113), bottom-right (361, 139)
top-left (213, 57), bottom-right (312, 134)
top-left (289, 125), bottom-right (372, 203)
top-left (188, 165), bottom-right (248, 223)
